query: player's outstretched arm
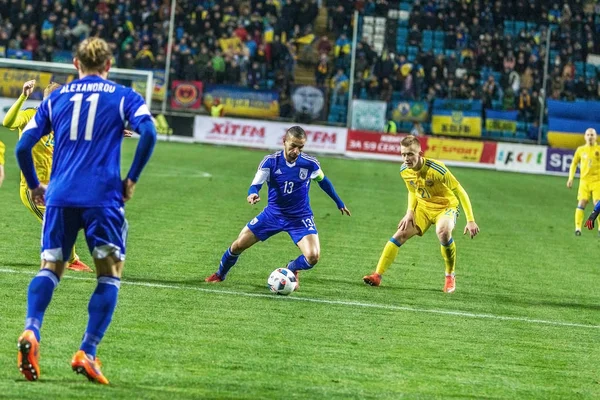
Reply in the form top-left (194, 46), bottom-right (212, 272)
top-left (3, 80), bottom-right (35, 129)
top-left (125, 120), bottom-right (157, 183)
top-left (452, 185), bottom-right (479, 238)
top-left (399, 190), bottom-right (417, 230)
top-left (15, 98), bottom-right (52, 196)
top-left (314, 174), bottom-right (350, 215)
top-left (567, 149), bottom-right (581, 188)
top-left (585, 202), bottom-right (600, 229)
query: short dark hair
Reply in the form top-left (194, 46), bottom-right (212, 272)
top-left (286, 126), bottom-right (306, 140)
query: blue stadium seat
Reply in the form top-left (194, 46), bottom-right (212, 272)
top-left (514, 21), bottom-right (526, 32)
top-left (399, 2), bottom-right (412, 11)
top-left (422, 41), bottom-right (433, 51)
top-left (422, 30), bottom-right (434, 41)
top-left (396, 44), bottom-right (407, 54)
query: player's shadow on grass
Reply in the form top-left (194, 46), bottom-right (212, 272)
top-left (124, 275), bottom-right (207, 286)
top-left (495, 295), bottom-right (600, 311)
top-left (2, 262), bottom-right (37, 269)
top-left (316, 275), bottom-right (442, 293)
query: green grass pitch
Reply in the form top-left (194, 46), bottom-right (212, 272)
top-left (0, 127), bottom-right (599, 399)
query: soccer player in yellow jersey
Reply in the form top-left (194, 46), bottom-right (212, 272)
top-left (0, 140), bottom-right (5, 187)
top-left (2, 80), bottom-right (93, 272)
top-left (566, 128), bottom-right (600, 236)
top-left (363, 135), bottom-right (480, 293)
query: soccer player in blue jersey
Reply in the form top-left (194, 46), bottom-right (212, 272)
top-left (205, 126), bottom-right (351, 288)
top-left (14, 37), bottom-right (157, 384)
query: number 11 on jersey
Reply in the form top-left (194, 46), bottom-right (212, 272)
top-left (70, 93), bottom-right (99, 141)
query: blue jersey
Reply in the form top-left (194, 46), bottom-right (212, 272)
top-left (22, 75), bottom-right (152, 207)
top-left (253, 151), bottom-right (323, 218)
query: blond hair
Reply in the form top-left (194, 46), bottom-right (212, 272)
top-left (401, 135), bottom-right (421, 148)
top-left (43, 82), bottom-right (61, 98)
top-left (75, 37), bottom-right (112, 73)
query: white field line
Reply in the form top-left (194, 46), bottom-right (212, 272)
top-left (1, 268), bottom-right (598, 330)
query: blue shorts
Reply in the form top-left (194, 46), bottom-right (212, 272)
top-left (41, 206), bottom-right (128, 262)
top-left (247, 208), bottom-right (318, 244)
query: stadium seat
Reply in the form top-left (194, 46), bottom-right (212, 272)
top-left (399, 2), bottom-right (411, 11)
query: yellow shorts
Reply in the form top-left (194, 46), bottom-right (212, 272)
top-left (414, 206), bottom-right (459, 236)
top-left (577, 180), bottom-right (600, 202)
top-left (20, 186), bottom-right (45, 223)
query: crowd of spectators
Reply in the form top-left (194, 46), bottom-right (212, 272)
top-left (0, 0), bottom-right (319, 110)
top-left (333, 0), bottom-right (600, 126)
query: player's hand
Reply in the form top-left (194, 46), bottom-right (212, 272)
top-left (247, 194), bottom-right (260, 204)
top-left (398, 212), bottom-right (415, 231)
top-left (0, 165), bottom-right (4, 188)
top-left (30, 184), bottom-right (47, 206)
top-left (22, 80), bottom-right (36, 97)
top-left (122, 178), bottom-right (136, 202)
top-left (464, 221), bottom-right (480, 238)
top-left (339, 206), bottom-right (351, 216)
top-left (124, 129), bottom-right (134, 137)
top-left (585, 210), bottom-right (599, 230)
top-left (567, 179), bottom-right (573, 189)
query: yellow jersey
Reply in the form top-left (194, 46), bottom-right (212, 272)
top-left (569, 144), bottom-right (600, 183)
top-left (2, 95), bottom-right (53, 188)
top-left (0, 140), bottom-right (5, 166)
top-left (401, 158), bottom-right (460, 209)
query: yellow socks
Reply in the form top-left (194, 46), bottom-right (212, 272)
top-left (575, 207), bottom-right (585, 231)
top-left (440, 239), bottom-right (456, 276)
top-left (68, 247), bottom-right (78, 265)
top-left (375, 238), bottom-right (401, 275)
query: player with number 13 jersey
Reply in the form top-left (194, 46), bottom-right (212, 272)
top-left (205, 126), bottom-right (351, 288)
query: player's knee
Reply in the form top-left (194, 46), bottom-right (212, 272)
top-left (396, 229), bottom-right (412, 243)
top-left (436, 227), bottom-right (452, 243)
top-left (231, 240), bottom-right (249, 254)
top-left (306, 252), bottom-right (320, 266)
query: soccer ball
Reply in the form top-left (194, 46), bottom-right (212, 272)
top-left (267, 268), bottom-right (297, 295)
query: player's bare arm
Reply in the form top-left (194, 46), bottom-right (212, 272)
top-left (247, 194), bottom-right (260, 204)
top-left (122, 179), bottom-right (136, 202)
top-left (30, 183), bottom-right (47, 206)
top-left (398, 210), bottom-right (415, 230)
top-left (464, 221), bottom-right (480, 238)
top-left (22, 80), bottom-right (36, 97)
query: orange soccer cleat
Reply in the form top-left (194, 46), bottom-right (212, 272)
top-left (443, 274), bottom-right (456, 293)
top-left (363, 272), bottom-right (381, 287)
top-left (17, 330), bottom-right (40, 381)
top-left (204, 272), bottom-right (223, 282)
top-left (71, 350), bottom-right (109, 385)
top-left (67, 259), bottom-right (94, 273)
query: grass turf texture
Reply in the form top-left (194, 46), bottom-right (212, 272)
top-left (0, 127), bottom-right (599, 399)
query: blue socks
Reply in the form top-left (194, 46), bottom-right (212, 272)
top-left (25, 269), bottom-right (60, 342)
top-left (217, 247), bottom-right (240, 279)
top-left (80, 276), bottom-right (120, 358)
top-left (286, 255), bottom-right (315, 272)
